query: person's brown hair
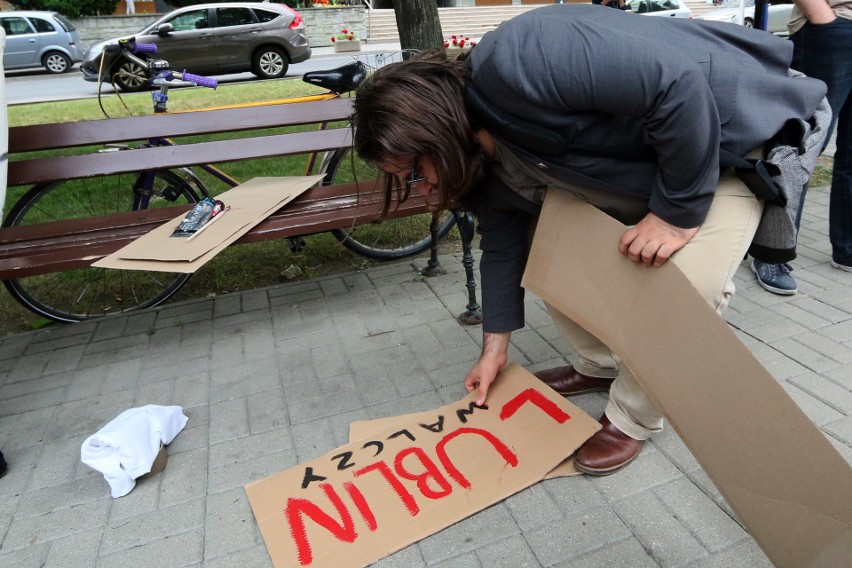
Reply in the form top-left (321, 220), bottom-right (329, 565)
top-left (352, 49), bottom-right (484, 216)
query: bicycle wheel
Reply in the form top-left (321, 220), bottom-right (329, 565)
top-left (3, 170), bottom-right (199, 323)
top-left (322, 147), bottom-right (456, 260)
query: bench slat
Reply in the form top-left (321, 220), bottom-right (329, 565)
top-left (8, 128), bottom-right (353, 187)
top-left (0, 181), bottom-right (446, 279)
top-left (8, 98), bottom-right (355, 153)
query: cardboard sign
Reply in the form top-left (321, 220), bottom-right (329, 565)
top-left (245, 364), bottom-right (599, 568)
top-left (522, 192), bottom-right (852, 568)
top-left (94, 175), bottom-right (322, 273)
top-left (349, 412), bottom-right (582, 478)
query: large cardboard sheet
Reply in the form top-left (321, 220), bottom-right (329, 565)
top-left (93, 175), bottom-right (322, 273)
top-left (522, 191), bottom-right (852, 568)
top-left (245, 364), bottom-right (599, 568)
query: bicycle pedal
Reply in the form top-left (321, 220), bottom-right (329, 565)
top-left (286, 237), bottom-right (306, 253)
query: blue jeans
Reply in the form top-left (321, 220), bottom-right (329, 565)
top-left (792, 17), bottom-right (852, 266)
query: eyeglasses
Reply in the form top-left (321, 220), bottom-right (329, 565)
top-left (404, 158), bottom-right (427, 191)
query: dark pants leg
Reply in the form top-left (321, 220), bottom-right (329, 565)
top-left (791, 18), bottom-right (852, 266)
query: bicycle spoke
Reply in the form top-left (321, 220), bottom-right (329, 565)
top-left (4, 171), bottom-right (199, 322)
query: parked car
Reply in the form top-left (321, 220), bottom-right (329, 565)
top-left (623, 0), bottom-right (693, 18)
top-left (1, 11), bottom-right (82, 74)
top-left (81, 2), bottom-right (311, 92)
top-left (694, 0), bottom-right (794, 35)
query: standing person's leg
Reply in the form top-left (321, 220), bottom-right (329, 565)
top-left (831, 93), bottom-right (852, 269)
top-left (791, 17), bottom-right (852, 270)
top-left (538, 171), bottom-right (763, 474)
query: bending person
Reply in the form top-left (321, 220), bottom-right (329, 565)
top-left (350, 5), bottom-right (827, 475)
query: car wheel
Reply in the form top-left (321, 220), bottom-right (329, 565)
top-left (42, 51), bottom-right (72, 74)
top-left (112, 60), bottom-right (149, 92)
top-left (252, 46), bottom-right (289, 80)
top-left (743, 17), bottom-right (755, 27)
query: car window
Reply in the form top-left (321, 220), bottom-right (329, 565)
top-left (254, 9), bottom-right (281, 23)
top-left (626, 0), bottom-right (651, 13)
top-left (53, 14), bottom-right (76, 32)
top-left (649, 0), bottom-right (679, 11)
top-left (216, 7), bottom-right (254, 27)
top-left (1, 17), bottom-right (34, 36)
top-left (167, 9), bottom-right (210, 32)
top-left (29, 17), bottom-right (57, 34)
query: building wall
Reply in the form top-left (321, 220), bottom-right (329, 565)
top-left (300, 6), bottom-right (366, 47)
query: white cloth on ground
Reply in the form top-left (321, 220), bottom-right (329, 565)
top-left (80, 405), bottom-right (188, 498)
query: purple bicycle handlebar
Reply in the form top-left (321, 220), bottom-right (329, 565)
top-left (105, 40), bottom-right (158, 55)
top-left (131, 42), bottom-right (158, 54)
top-left (181, 71), bottom-right (218, 89)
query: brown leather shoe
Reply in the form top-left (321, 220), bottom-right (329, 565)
top-left (534, 366), bottom-right (615, 396)
top-left (575, 414), bottom-right (644, 476)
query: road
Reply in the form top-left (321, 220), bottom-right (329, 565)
top-left (2, 47), bottom-right (404, 105)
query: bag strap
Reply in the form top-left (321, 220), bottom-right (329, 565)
top-left (719, 149), bottom-right (784, 205)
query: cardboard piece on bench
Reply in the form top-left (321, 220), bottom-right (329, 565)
top-left (244, 364), bottom-right (600, 568)
top-left (349, 411), bottom-right (582, 478)
top-left (93, 175), bottom-right (322, 273)
top-left (521, 191), bottom-right (852, 568)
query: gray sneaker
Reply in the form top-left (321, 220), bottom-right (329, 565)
top-left (751, 259), bottom-right (798, 295)
top-left (831, 260), bottom-right (852, 273)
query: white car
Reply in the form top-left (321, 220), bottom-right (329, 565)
top-left (623, 0), bottom-right (693, 18)
top-left (694, 0), bottom-right (794, 35)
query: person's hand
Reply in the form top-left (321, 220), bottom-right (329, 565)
top-left (465, 332), bottom-right (510, 406)
top-left (618, 211), bottom-right (699, 267)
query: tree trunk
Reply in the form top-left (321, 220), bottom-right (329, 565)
top-left (393, 0), bottom-right (444, 54)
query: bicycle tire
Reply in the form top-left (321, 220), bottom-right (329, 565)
top-left (3, 170), bottom-right (199, 323)
top-left (322, 147), bottom-right (456, 260)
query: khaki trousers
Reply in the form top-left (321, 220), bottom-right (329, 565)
top-left (538, 171), bottom-right (764, 440)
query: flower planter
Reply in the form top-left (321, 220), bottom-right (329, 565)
top-left (445, 47), bottom-right (473, 57)
top-left (334, 40), bottom-right (361, 53)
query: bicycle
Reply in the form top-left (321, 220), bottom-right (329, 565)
top-left (2, 40), bottom-right (458, 323)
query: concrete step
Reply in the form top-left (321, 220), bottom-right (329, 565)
top-left (364, 5), bottom-right (543, 42)
top-left (363, 2), bottom-right (743, 43)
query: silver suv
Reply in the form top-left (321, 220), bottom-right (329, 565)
top-left (1, 11), bottom-right (82, 74)
top-left (81, 2), bottom-right (311, 92)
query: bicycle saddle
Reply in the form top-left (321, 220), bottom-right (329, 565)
top-left (302, 60), bottom-right (368, 94)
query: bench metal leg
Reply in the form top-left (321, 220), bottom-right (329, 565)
top-left (452, 209), bottom-right (482, 326)
top-left (420, 210), bottom-right (447, 277)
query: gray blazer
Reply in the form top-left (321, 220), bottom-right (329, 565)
top-left (466, 4), bottom-right (827, 333)
top-left (469, 4), bottom-right (826, 228)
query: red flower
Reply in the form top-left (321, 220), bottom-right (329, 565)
top-left (331, 36), bottom-right (336, 42)
top-left (341, 29), bottom-right (348, 34)
top-left (348, 34), bottom-right (354, 40)
top-left (444, 34), bottom-right (477, 50)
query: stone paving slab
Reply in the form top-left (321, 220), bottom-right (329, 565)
top-left (0, 186), bottom-right (849, 567)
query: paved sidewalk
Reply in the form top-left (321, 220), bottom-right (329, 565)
top-left (0, 184), bottom-right (850, 568)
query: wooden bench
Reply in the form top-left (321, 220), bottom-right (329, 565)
top-left (1, 97), bottom-right (481, 324)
